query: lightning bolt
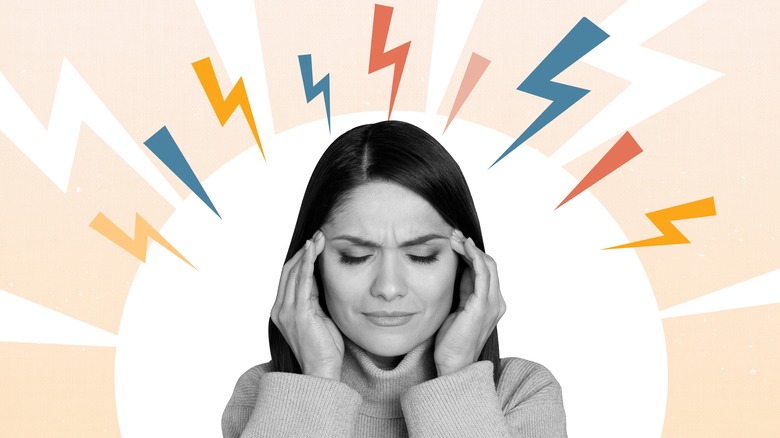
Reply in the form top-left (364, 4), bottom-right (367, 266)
top-left (369, 4), bottom-right (411, 120)
top-left (551, 0), bottom-right (723, 166)
top-left (90, 212), bottom-right (196, 269)
top-left (605, 196), bottom-right (716, 249)
top-left (444, 52), bottom-right (490, 132)
top-left (192, 57), bottom-right (264, 159)
top-left (556, 131), bottom-right (643, 209)
top-left (0, 288), bottom-right (117, 347)
top-left (143, 126), bottom-right (220, 218)
top-left (491, 17), bottom-right (609, 167)
top-left (297, 54), bottom-right (331, 133)
top-left (0, 58), bottom-right (181, 206)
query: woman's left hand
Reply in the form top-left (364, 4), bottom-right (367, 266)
top-left (434, 229), bottom-right (507, 377)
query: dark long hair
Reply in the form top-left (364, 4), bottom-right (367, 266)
top-left (269, 120), bottom-right (501, 385)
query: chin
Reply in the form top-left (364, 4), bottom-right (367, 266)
top-left (351, 329), bottom-right (429, 358)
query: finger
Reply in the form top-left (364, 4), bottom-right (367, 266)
top-left (483, 254), bottom-right (498, 299)
top-left (463, 237), bottom-right (490, 303)
top-left (483, 254), bottom-right (505, 319)
top-left (308, 231), bottom-right (326, 302)
top-left (456, 267), bottom-right (474, 311)
top-left (313, 230), bottom-right (326, 257)
top-left (451, 231), bottom-right (476, 310)
top-left (277, 243), bottom-right (308, 295)
top-left (295, 238), bottom-right (318, 307)
top-left (284, 242), bottom-right (309, 310)
top-left (291, 239), bottom-right (313, 307)
top-left (273, 243), bottom-right (308, 316)
top-left (449, 230), bottom-right (471, 266)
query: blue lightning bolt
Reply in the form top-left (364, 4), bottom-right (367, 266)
top-left (297, 54), bottom-right (331, 133)
top-left (491, 17), bottom-right (609, 167)
top-left (144, 126), bottom-right (220, 218)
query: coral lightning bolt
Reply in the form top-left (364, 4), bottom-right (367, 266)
top-left (298, 54), bottom-right (331, 133)
top-left (556, 131), bottom-right (643, 209)
top-left (90, 212), bottom-right (196, 269)
top-left (491, 17), bottom-right (609, 167)
top-left (445, 52), bottom-right (490, 132)
top-left (369, 4), bottom-right (411, 120)
top-left (605, 196), bottom-right (716, 249)
top-left (192, 57), bottom-right (264, 159)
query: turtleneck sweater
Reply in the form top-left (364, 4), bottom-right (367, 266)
top-left (222, 337), bottom-right (567, 437)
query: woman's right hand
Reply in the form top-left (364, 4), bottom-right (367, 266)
top-left (270, 230), bottom-right (344, 380)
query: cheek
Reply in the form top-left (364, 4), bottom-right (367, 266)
top-left (414, 256), bottom-right (458, 314)
top-left (319, 256), bottom-right (366, 317)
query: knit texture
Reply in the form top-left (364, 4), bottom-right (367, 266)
top-left (222, 337), bottom-right (567, 437)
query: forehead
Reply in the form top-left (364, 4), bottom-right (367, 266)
top-left (325, 182), bottom-right (449, 235)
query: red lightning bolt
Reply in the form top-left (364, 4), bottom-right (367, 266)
top-left (90, 212), bottom-right (196, 269)
top-left (557, 131), bottom-right (643, 209)
top-left (369, 4), bottom-right (411, 120)
top-left (192, 57), bottom-right (264, 159)
top-left (605, 197), bottom-right (716, 249)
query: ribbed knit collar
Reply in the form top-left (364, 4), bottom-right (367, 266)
top-left (340, 336), bottom-right (437, 419)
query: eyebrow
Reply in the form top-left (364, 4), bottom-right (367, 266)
top-left (331, 233), bottom-right (447, 248)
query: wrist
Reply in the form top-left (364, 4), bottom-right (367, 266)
top-left (303, 366), bottom-right (342, 381)
top-left (435, 362), bottom-right (468, 377)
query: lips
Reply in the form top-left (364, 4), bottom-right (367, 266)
top-left (363, 311), bottom-right (416, 327)
top-left (364, 311), bottom-right (415, 317)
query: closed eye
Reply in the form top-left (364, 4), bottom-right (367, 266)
top-left (407, 254), bottom-right (438, 264)
top-left (339, 254), bottom-right (371, 265)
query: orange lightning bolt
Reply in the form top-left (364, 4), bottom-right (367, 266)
top-left (369, 4), bottom-right (411, 120)
top-left (605, 196), bottom-right (716, 249)
top-left (90, 212), bottom-right (196, 269)
top-left (192, 57), bottom-right (264, 159)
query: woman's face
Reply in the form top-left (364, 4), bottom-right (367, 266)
top-left (319, 181), bottom-right (458, 367)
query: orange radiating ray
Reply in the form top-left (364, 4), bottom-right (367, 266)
top-left (192, 57), bottom-right (264, 159)
top-left (606, 197), bottom-right (716, 249)
top-left (444, 52), bottom-right (490, 132)
top-left (557, 131), bottom-right (643, 209)
top-left (89, 212), bottom-right (196, 269)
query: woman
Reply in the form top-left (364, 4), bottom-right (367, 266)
top-left (222, 121), bottom-right (567, 437)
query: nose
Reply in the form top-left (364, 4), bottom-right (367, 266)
top-left (370, 253), bottom-right (406, 300)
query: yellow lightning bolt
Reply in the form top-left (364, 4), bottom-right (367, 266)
top-left (605, 196), bottom-right (716, 249)
top-left (90, 212), bottom-right (196, 269)
top-left (192, 57), bottom-right (264, 159)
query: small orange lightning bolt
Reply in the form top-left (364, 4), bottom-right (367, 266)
top-left (605, 196), bottom-right (716, 249)
top-left (192, 57), bottom-right (264, 159)
top-left (90, 212), bottom-right (196, 269)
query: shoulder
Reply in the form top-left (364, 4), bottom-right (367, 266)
top-left (494, 357), bottom-right (568, 436)
top-left (226, 361), bottom-right (275, 407)
top-left (496, 357), bottom-right (564, 411)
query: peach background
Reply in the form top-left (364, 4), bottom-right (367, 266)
top-left (1, 0), bottom-right (778, 436)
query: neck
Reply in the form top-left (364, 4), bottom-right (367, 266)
top-left (341, 336), bottom-right (438, 418)
top-left (365, 351), bottom-right (404, 370)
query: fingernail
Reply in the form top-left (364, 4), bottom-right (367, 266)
top-left (313, 230), bottom-right (323, 241)
top-left (304, 239), bottom-right (312, 249)
top-left (466, 237), bottom-right (474, 245)
top-left (454, 229), bottom-right (465, 238)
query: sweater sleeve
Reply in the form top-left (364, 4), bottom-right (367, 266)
top-left (400, 359), bottom-right (566, 438)
top-left (222, 364), bottom-right (363, 438)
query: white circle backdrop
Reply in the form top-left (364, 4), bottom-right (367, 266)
top-left (115, 112), bottom-right (667, 437)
